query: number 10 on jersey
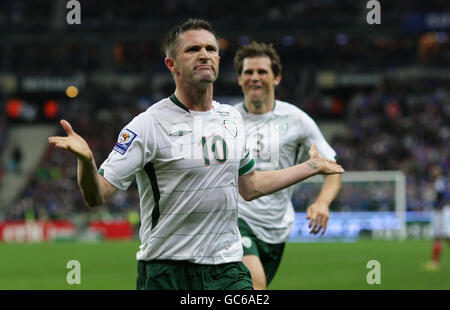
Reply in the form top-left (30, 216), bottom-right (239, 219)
top-left (202, 136), bottom-right (228, 165)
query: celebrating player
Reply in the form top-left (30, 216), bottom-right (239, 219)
top-left (48, 19), bottom-right (344, 290)
top-left (233, 41), bottom-right (342, 289)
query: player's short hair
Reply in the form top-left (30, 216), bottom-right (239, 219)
top-left (234, 41), bottom-right (282, 76)
top-left (164, 18), bottom-right (220, 58)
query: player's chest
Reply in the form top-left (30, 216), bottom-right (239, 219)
top-left (246, 117), bottom-right (298, 150)
top-left (244, 116), bottom-right (300, 169)
top-left (154, 116), bottom-right (245, 167)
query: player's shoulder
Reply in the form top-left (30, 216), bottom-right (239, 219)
top-left (145, 97), bottom-right (174, 115)
top-left (122, 97), bottom-right (172, 130)
top-left (130, 97), bottom-right (179, 124)
top-left (275, 100), bottom-right (305, 115)
top-left (275, 100), bottom-right (315, 122)
top-left (275, 100), bottom-right (321, 137)
top-left (232, 101), bottom-right (246, 114)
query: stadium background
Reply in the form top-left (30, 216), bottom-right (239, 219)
top-left (0, 0), bottom-right (448, 289)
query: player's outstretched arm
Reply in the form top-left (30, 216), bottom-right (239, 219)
top-left (238, 144), bottom-right (344, 202)
top-left (48, 119), bottom-right (118, 207)
top-left (306, 174), bottom-right (342, 235)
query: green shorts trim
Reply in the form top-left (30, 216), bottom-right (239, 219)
top-left (137, 260), bottom-right (253, 290)
top-left (238, 218), bottom-right (285, 286)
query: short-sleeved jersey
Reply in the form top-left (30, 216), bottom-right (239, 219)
top-left (235, 100), bottom-right (336, 244)
top-left (99, 95), bottom-right (255, 264)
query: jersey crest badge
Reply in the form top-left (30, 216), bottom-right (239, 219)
top-left (224, 120), bottom-right (237, 137)
top-left (276, 120), bottom-right (289, 135)
top-left (114, 128), bottom-right (137, 155)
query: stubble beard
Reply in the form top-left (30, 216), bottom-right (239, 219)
top-left (248, 90), bottom-right (267, 109)
top-left (249, 99), bottom-right (263, 109)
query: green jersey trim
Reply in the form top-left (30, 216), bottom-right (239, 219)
top-left (243, 102), bottom-right (249, 113)
top-left (169, 94), bottom-right (190, 113)
top-left (242, 100), bottom-right (276, 113)
top-left (239, 159), bottom-right (255, 176)
top-left (144, 162), bottom-right (161, 230)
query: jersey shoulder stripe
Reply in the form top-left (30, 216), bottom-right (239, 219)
top-left (239, 158), bottom-right (255, 176)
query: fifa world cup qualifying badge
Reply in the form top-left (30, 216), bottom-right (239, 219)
top-left (66, 0), bottom-right (81, 25)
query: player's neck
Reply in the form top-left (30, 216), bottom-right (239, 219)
top-left (174, 85), bottom-right (213, 112)
top-left (244, 97), bottom-right (275, 115)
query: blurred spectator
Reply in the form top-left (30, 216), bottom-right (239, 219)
top-left (0, 165), bottom-right (3, 189)
top-left (7, 145), bottom-right (23, 173)
top-left (0, 102), bottom-right (6, 189)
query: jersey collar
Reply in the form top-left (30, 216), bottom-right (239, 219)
top-left (243, 100), bottom-right (277, 114)
top-left (169, 94), bottom-right (190, 113)
top-left (169, 94), bottom-right (216, 114)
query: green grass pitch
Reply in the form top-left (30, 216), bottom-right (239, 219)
top-left (0, 240), bottom-right (448, 290)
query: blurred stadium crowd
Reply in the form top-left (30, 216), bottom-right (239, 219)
top-left (0, 0), bottom-right (448, 221)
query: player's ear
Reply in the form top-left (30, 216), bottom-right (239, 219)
top-left (274, 74), bottom-right (282, 86)
top-left (165, 57), bottom-right (178, 74)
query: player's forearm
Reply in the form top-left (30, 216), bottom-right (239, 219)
top-left (244, 159), bottom-right (321, 201)
top-left (314, 174), bottom-right (342, 206)
top-left (77, 156), bottom-right (106, 207)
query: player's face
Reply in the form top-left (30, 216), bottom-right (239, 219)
top-left (238, 56), bottom-right (281, 105)
top-left (170, 29), bottom-right (220, 86)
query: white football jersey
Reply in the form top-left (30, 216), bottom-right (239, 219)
top-left (99, 95), bottom-right (255, 264)
top-left (235, 100), bottom-right (337, 244)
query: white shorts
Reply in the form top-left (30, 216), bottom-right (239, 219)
top-left (432, 205), bottom-right (450, 238)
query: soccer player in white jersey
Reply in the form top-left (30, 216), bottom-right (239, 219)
top-left (48, 20), bottom-right (344, 290)
top-left (233, 42), bottom-right (342, 289)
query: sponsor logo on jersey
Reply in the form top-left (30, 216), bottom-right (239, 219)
top-left (114, 128), bottom-right (137, 155)
top-left (224, 120), bottom-right (237, 137)
top-left (216, 110), bottom-right (231, 118)
top-left (169, 130), bottom-right (192, 136)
